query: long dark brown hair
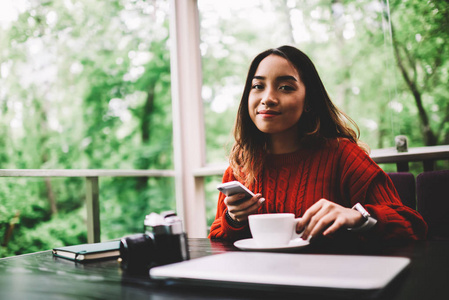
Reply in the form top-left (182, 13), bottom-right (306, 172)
top-left (229, 45), bottom-right (368, 184)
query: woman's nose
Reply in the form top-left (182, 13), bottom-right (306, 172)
top-left (261, 88), bottom-right (278, 106)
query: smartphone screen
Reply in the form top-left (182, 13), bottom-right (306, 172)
top-left (216, 181), bottom-right (255, 199)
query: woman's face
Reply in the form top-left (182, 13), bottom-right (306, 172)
top-left (248, 54), bottom-right (306, 138)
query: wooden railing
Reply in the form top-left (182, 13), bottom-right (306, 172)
top-left (0, 169), bottom-right (175, 243)
top-left (192, 145), bottom-right (449, 177)
top-left (369, 145), bottom-right (449, 172)
top-left (1, 145), bottom-right (448, 242)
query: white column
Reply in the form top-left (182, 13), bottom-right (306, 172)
top-left (169, 0), bottom-right (207, 237)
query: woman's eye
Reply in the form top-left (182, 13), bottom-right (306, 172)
top-left (280, 85), bottom-right (294, 91)
top-left (252, 84), bottom-right (263, 90)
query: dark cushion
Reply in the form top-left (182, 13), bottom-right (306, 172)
top-left (387, 172), bottom-right (416, 210)
top-left (417, 170), bottom-right (449, 240)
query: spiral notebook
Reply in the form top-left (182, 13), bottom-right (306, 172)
top-left (150, 252), bottom-right (410, 292)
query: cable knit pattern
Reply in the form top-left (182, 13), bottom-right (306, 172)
top-left (209, 139), bottom-right (427, 241)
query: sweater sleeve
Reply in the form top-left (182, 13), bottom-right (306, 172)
top-left (338, 140), bottom-right (428, 240)
top-left (208, 167), bottom-right (252, 241)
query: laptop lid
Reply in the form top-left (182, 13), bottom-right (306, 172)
top-left (150, 252), bottom-right (410, 291)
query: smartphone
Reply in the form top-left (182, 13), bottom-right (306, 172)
top-left (216, 181), bottom-right (255, 199)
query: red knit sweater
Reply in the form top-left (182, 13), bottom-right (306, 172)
top-left (209, 139), bottom-right (428, 241)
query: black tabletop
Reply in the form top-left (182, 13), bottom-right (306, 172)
top-left (0, 238), bottom-right (448, 300)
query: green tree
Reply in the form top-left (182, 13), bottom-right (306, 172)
top-left (0, 0), bottom-right (175, 257)
top-left (389, 0), bottom-right (449, 146)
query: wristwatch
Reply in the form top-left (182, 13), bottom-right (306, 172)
top-left (225, 210), bottom-right (246, 228)
top-left (353, 203), bottom-right (371, 219)
top-left (347, 203), bottom-right (377, 232)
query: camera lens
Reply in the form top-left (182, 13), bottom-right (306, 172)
top-left (119, 234), bottom-right (154, 273)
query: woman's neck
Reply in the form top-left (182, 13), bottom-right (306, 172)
top-left (267, 132), bottom-right (301, 154)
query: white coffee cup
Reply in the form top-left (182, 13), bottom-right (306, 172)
top-left (248, 213), bottom-right (303, 247)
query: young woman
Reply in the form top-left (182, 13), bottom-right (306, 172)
top-left (209, 45), bottom-right (427, 242)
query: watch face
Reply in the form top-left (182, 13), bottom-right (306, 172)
top-left (354, 203), bottom-right (370, 219)
top-left (361, 211), bottom-right (370, 219)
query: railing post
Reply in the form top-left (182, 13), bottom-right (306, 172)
top-left (86, 176), bottom-right (100, 243)
top-left (169, 0), bottom-right (207, 237)
top-left (423, 160), bottom-right (435, 172)
top-left (396, 162), bottom-right (410, 172)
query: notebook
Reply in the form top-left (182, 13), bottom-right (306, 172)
top-left (150, 252), bottom-right (410, 292)
top-left (52, 241), bottom-right (120, 262)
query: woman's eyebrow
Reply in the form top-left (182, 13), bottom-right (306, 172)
top-left (276, 75), bottom-right (298, 82)
top-left (252, 75), bottom-right (298, 82)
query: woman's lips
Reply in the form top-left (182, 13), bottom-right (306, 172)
top-left (257, 110), bottom-right (281, 117)
top-left (258, 110), bottom-right (281, 115)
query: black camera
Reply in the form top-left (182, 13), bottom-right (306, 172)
top-left (119, 211), bottom-right (189, 273)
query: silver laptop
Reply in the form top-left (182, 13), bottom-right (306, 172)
top-left (150, 252), bottom-right (410, 292)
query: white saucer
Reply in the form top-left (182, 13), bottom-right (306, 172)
top-left (234, 238), bottom-right (309, 252)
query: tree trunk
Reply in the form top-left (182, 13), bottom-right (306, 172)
top-left (377, 105), bottom-right (388, 149)
top-left (331, 0), bottom-right (352, 111)
top-left (280, 0), bottom-right (295, 45)
top-left (136, 83), bottom-right (156, 191)
top-left (2, 211), bottom-right (20, 247)
top-left (37, 97), bottom-right (58, 214)
top-left (391, 30), bottom-right (438, 146)
top-left (45, 177), bottom-right (58, 214)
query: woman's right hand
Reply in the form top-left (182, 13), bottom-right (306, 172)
top-left (224, 193), bottom-right (265, 223)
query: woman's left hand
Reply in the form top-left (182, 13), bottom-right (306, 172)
top-left (296, 199), bottom-right (364, 240)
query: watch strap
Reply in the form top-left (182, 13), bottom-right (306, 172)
top-left (347, 216), bottom-right (377, 232)
top-left (225, 210), bottom-right (246, 228)
top-left (347, 203), bottom-right (377, 232)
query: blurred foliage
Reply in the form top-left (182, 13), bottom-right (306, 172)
top-left (0, 0), bottom-right (448, 257)
top-left (199, 0), bottom-right (449, 213)
top-left (199, 0), bottom-right (449, 154)
top-left (0, 0), bottom-right (175, 257)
